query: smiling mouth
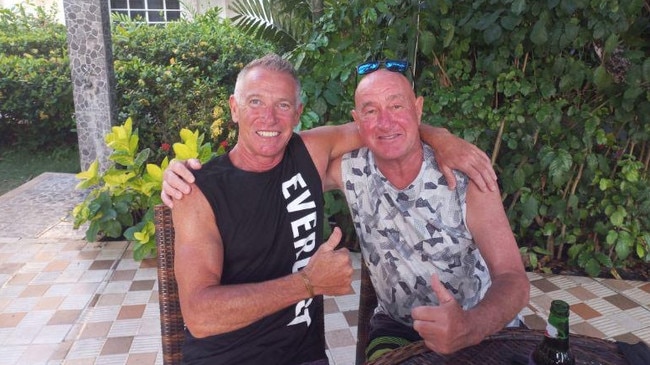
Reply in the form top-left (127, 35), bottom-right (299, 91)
top-left (378, 134), bottom-right (401, 140)
top-left (257, 131), bottom-right (280, 137)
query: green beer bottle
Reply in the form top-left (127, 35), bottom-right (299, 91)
top-left (529, 300), bottom-right (575, 365)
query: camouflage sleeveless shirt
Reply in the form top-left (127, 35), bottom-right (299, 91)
top-left (341, 143), bottom-right (491, 326)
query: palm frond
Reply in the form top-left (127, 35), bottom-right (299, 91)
top-left (229, 0), bottom-right (313, 49)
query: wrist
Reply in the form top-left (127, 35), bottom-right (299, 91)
top-left (299, 270), bottom-right (315, 298)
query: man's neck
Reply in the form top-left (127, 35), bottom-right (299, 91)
top-left (228, 144), bottom-right (283, 172)
top-left (375, 145), bottom-right (424, 190)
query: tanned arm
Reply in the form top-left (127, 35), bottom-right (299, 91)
top-left (172, 185), bottom-right (352, 338)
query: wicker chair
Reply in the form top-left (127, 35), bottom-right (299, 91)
top-left (153, 204), bottom-right (377, 365)
top-left (154, 204), bottom-right (184, 365)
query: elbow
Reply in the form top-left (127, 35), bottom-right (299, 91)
top-left (181, 299), bottom-right (220, 339)
top-left (184, 315), bottom-right (212, 339)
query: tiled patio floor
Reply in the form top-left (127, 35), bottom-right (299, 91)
top-left (0, 173), bottom-right (649, 365)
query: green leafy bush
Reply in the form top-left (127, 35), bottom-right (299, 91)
top-left (73, 117), bottom-right (221, 260)
top-left (111, 8), bottom-right (275, 160)
top-left (0, 4), bottom-right (74, 149)
top-left (289, 0), bottom-right (649, 277)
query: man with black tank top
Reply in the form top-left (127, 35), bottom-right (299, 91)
top-left (167, 54), bottom-right (498, 365)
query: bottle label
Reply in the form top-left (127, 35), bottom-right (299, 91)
top-left (545, 322), bottom-right (559, 338)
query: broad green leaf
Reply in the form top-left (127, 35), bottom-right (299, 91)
top-left (179, 128), bottom-right (195, 143)
top-left (549, 149), bottom-right (572, 179)
top-left (419, 30), bottom-right (435, 55)
top-left (512, 168), bottom-right (526, 190)
top-left (146, 164), bottom-right (163, 182)
top-left (103, 170), bottom-right (136, 186)
top-left (110, 152), bottom-right (134, 167)
top-left (484, 24), bottom-right (502, 44)
top-left (593, 65), bottom-right (612, 89)
top-left (86, 222), bottom-right (100, 242)
top-left (603, 34), bottom-right (618, 54)
top-left (134, 230), bottom-right (150, 244)
top-left (594, 252), bottom-right (612, 267)
top-left (173, 143), bottom-right (198, 160)
top-left (474, 10), bottom-right (503, 31)
top-left (567, 243), bottom-right (584, 259)
top-left (530, 19), bottom-right (548, 45)
top-left (606, 230), bottom-right (618, 245)
top-left (511, 0), bottom-right (526, 14)
top-left (104, 220), bottom-right (123, 238)
top-left (75, 160), bottom-right (100, 189)
top-left (643, 58), bottom-right (650, 82)
top-left (623, 86), bottom-right (643, 100)
top-left (636, 242), bottom-right (647, 260)
top-left (134, 148), bottom-right (151, 168)
top-left (609, 206), bottom-right (627, 227)
top-left (500, 15), bottom-right (521, 31)
top-left (623, 167), bottom-right (639, 182)
top-left (584, 258), bottom-right (601, 277)
top-left (615, 233), bottom-right (632, 260)
top-left (532, 246), bottom-right (551, 255)
top-left (521, 195), bottom-right (539, 222)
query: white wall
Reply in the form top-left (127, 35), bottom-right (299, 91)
top-left (0, 0), bottom-right (65, 23)
top-left (184, 0), bottom-right (235, 19)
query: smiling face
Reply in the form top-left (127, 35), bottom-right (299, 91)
top-left (351, 69), bottom-right (424, 166)
top-left (229, 66), bottom-right (303, 171)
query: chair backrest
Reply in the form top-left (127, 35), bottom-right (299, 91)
top-left (154, 203), bottom-right (378, 365)
top-left (154, 204), bottom-right (184, 365)
top-left (356, 261), bottom-right (378, 365)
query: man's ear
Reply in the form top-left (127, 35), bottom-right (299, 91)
top-left (351, 109), bottom-right (359, 123)
top-left (229, 95), bottom-right (239, 123)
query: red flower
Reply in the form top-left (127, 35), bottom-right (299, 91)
top-left (220, 141), bottom-right (228, 149)
top-left (161, 143), bottom-right (171, 152)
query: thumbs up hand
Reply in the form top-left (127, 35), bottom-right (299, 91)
top-left (411, 273), bottom-right (470, 354)
top-left (302, 227), bottom-right (353, 296)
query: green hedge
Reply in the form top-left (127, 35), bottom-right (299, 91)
top-left (0, 6), bottom-right (273, 154)
top-left (0, 5), bottom-right (73, 149)
top-left (291, 0), bottom-right (649, 277)
top-left (111, 9), bottom-right (275, 161)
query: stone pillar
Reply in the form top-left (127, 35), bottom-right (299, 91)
top-left (63, 0), bottom-right (116, 171)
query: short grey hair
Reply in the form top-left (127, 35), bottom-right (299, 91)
top-left (234, 53), bottom-right (302, 105)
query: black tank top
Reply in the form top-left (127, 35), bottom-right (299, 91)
top-left (184, 133), bottom-right (326, 365)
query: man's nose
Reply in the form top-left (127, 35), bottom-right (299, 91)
top-left (260, 104), bottom-right (278, 121)
top-left (376, 109), bottom-right (391, 128)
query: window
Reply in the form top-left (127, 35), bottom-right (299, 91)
top-left (109, 0), bottom-right (181, 24)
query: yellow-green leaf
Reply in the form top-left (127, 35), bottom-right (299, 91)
top-left (103, 170), bottom-right (136, 186)
top-left (75, 160), bottom-right (100, 189)
top-left (146, 163), bottom-right (163, 182)
top-left (173, 143), bottom-right (198, 160)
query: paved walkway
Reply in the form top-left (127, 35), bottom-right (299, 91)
top-left (0, 173), bottom-right (649, 364)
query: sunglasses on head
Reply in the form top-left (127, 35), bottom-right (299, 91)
top-left (355, 59), bottom-right (415, 91)
top-left (356, 60), bottom-right (410, 76)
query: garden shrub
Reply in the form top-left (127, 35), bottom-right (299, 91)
top-left (0, 4), bottom-right (74, 149)
top-left (111, 8), bottom-right (275, 162)
top-left (290, 0), bottom-right (649, 277)
top-left (73, 117), bottom-right (222, 260)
